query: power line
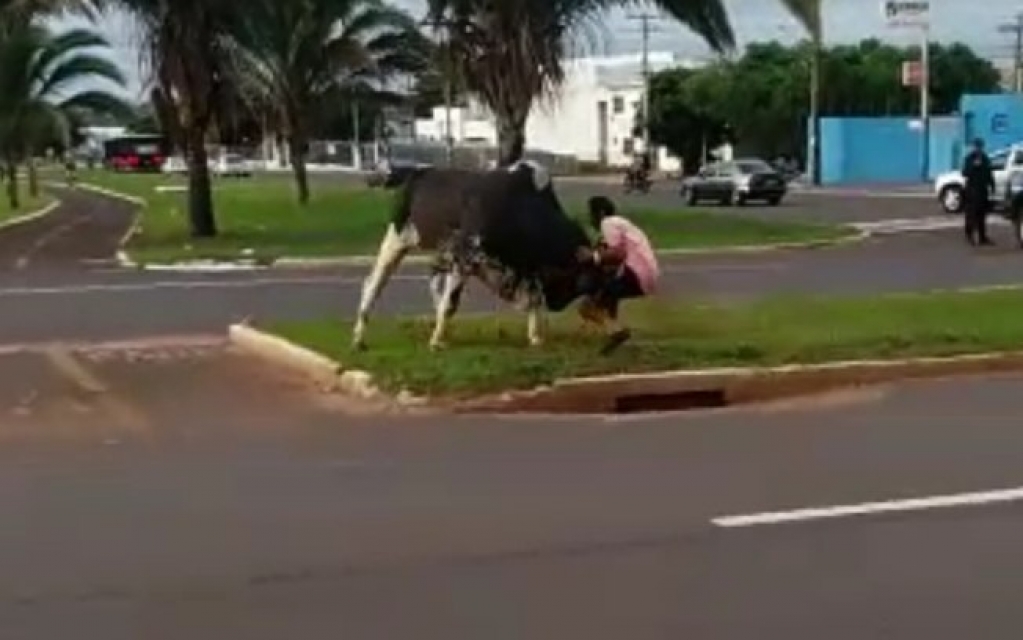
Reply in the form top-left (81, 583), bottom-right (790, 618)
top-left (996, 12), bottom-right (1023, 92)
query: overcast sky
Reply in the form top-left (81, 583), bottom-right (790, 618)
top-left (60, 0), bottom-right (1022, 101)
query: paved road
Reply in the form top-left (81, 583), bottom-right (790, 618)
top-left (310, 171), bottom-right (941, 224)
top-left (2, 226), bottom-right (1023, 344)
top-left (2, 184), bottom-right (1023, 637)
top-left (0, 188), bottom-right (134, 272)
top-left (3, 343), bottom-right (1023, 638)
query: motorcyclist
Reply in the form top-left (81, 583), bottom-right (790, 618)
top-left (627, 152), bottom-right (650, 187)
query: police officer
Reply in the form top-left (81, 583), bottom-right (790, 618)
top-left (962, 137), bottom-right (996, 246)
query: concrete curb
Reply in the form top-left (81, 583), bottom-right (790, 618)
top-left (0, 198), bottom-right (60, 231)
top-left (227, 321), bottom-right (1023, 415)
top-left (227, 323), bottom-right (385, 400)
top-left (138, 230), bottom-right (867, 272)
top-left (459, 351), bottom-right (1023, 413)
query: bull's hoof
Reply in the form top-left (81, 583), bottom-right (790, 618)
top-left (351, 339), bottom-right (368, 352)
top-left (429, 340), bottom-right (448, 352)
top-left (528, 337), bottom-right (544, 348)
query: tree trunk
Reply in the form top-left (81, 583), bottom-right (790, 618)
top-left (27, 158), bottom-right (38, 198)
top-left (496, 114), bottom-right (527, 167)
top-left (6, 162), bottom-right (19, 210)
top-left (186, 127), bottom-right (217, 237)
top-left (288, 135), bottom-right (310, 205)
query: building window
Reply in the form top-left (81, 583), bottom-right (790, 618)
top-left (623, 138), bottom-right (634, 155)
top-left (613, 96), bottom-right (624, 114)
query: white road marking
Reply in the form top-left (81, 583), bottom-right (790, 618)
top-left (0, 274), bottom-right (426, 297)
top-left (712, 486), bottom-right (1023, 528)
top-left (0, 334), bottom-right (224, 355)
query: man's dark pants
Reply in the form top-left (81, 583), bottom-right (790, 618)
top-left (964, 191), bottom-right (990, 244)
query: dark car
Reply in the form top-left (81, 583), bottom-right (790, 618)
top-left (680, 158), bottom-right (787, 206)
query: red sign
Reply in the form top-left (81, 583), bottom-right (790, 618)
top-left (901, 60), bottom-right (922, 86)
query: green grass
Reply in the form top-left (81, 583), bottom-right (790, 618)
top-left (79, 170), bottom-right (851, 264)
top-left (0, 191), bottom-right (54, 224)
top-left (269, 288), bottom-right (1023, 396)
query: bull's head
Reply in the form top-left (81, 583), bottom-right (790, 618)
top-left (505, 159), bottom-right (552, 192)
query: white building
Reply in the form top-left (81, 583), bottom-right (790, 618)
top-left (414, 102), bottom-right (497, 146)
top-left (413, 52), bottom-right (705, 172)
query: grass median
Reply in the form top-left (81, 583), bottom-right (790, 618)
top-left (79, 170), bottom-right (852, 264)
top-left (267, 288), bottom-right (1023, 396)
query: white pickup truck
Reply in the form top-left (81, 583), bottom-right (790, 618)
top-left (934, 144), bottom-right (1023, 213)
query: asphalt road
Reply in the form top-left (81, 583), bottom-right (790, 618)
top-left (3, 344), bottom-right (1023, 638)
top-left (4, 184), bottom-right (1023, 638)
top-left (2, 225), bottom-right (1023, 344)
top-left (313, 170), bottom-right (940, 224)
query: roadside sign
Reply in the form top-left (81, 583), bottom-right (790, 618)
top-left (901, 60), bottom-right (922, 86)
top-left (882, 0), bottom-right (930, 27)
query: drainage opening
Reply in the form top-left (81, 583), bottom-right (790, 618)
top-left (613, 388), bottom-right (728, 413)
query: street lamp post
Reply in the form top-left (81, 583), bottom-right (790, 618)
top-left (809, 38), bottom-right (821, 185)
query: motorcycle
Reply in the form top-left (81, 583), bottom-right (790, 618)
top-left (623, 167), bottom-right (652, 194)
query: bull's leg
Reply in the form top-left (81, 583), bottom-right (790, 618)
top-left (525, 288), bottom-right (545, 347)
top-left (352, 223), bottom-right (417, 350)
top-left (526, 307), bottom-right (544, 347)
top-left (429, 269), bottom-right (466, 351)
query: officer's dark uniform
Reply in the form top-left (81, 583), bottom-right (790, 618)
top-left (962, 144), bottom-right (996, 245)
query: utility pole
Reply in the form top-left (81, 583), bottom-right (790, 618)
top-left (421, 17), bottom-right (456, 166)
top-left (920, 23), bottom-right (930, 180)
top-left (626, 12), bottom-right (661, 162)
top-left (997, 13), bottom-right (1023, 92)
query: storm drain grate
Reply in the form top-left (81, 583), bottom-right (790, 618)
top-left (613, 388), bottom-right (728, 413)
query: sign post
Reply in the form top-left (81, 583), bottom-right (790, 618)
top-left (883, 0), bottom-right (931, 181)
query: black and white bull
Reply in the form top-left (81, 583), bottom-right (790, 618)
top-left (351, 161), bottom-right (598, 351)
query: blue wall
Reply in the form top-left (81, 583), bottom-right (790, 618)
top-left (961, 93), bottom-right (1023, 152)
top-left (810, 93), bottom-right (1023, 185)
top-left (815, 116), bottom-right (959, 184)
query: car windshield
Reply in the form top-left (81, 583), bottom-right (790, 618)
top-left (736, 160), bottom-right (772, 174)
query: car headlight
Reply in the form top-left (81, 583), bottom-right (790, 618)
top-left (736, 176), bottom-right (751, 190)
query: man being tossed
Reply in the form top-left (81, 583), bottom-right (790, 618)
top-left (576, 195), bottom-right (660, 355)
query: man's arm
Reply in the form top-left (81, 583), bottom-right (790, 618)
top-left (597, 219), bottom-right (628, 264)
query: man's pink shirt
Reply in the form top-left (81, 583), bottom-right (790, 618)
top-left (599, 215), bottom-right (660, 293)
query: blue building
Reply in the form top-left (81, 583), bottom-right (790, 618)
top-left (812, 93), bottom-right (1023, 185)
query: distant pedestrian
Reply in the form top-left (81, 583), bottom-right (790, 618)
top-left (962, 137), bottom-right (995, 246)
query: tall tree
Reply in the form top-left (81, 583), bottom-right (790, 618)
top-left (648, 39), bottom-right (1002, 166)
top-left (426, 0), bottom-right (736, 166)
top-left (114, 0), bottom-right (241, 237)
top-left (234, 0), bottom-right (429, 204)
top-left (0, 25), bottom-right (129, 208)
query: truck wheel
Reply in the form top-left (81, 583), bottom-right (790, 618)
top-left (939, 185), bottom-right (964, 214)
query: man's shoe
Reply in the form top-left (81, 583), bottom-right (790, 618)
top-left (599, 329), bottom-right (632, 356)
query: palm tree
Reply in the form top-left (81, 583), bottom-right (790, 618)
top-left (234, 0), bottom-right (430, 204)
top-left (0, 0), bottom-right (103, 24)
top-left (0, 25), bottom-right (130, 208)
top-left (426, 0), bottom-right (735, 166)
top-left (427, 0), bottom-right (832, 167)
top-left (114, 0), bottom-right (241, 237)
